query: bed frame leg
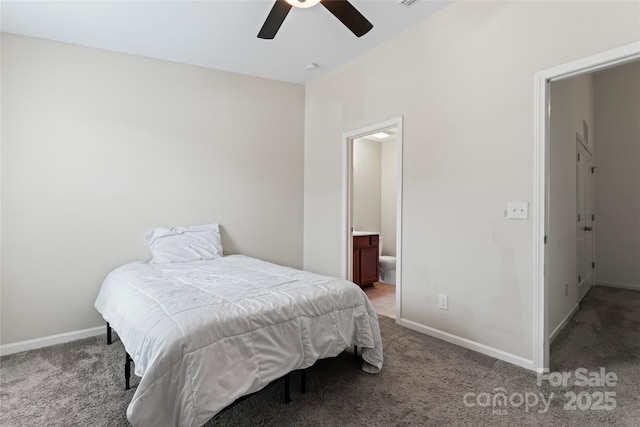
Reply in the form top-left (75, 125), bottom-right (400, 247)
top-left (107, 322), bottom-right (112, 345)
top-left (354, 345), bottom-right (358, 359)
top-left (284, 373), bottom-right (291, 404)
top-left (125, 352), bottom-right (132, 390)
top-left (300, 370), bottom-right (306, 394)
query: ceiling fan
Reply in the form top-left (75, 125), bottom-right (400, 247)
top-left (258, 0), bottom-right (373, 40)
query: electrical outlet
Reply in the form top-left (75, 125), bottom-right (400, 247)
top-left (438, 294), bottom-right (448, 310)
top-left (565, 283), bottom-right (569, 296)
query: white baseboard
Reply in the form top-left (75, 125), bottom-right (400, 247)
top-left (0, 326), bottom-right (105, 357)
top-left (597, 281), bottom-right (640, 292)
top-left (549, 302), bottom-right (580, 344)
top-left (396, 317), bottom-right (535, 371)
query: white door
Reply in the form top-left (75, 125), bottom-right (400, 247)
top-left (577, 136), bottom-right (595, 301)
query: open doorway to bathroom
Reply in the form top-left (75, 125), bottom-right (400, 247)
top-left (343, 118), bottom-right (402, 320)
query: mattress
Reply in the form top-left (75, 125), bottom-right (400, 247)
top-left (94, 255), bottom-right (383, 427)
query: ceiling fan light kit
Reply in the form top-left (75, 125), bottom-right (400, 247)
top-left (258, 0), bottom-right (373, 40)
top-left (285, 0), bottom-right (321, 8)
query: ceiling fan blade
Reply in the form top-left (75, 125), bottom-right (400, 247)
top-left (321, 0), bottom-right (373, 37)
top-left (258, 1), bottom-right (293, 39)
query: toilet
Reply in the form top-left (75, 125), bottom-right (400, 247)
top-left (378, 236), bottom-right (397, 285)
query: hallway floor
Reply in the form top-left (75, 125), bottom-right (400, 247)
top-left (551, 284), bottom-right (640, 370)
top-left (549, 285), bottom-right (639, 419)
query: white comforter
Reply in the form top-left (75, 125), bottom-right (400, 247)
top-left (94, 255), bottom-right (383, 427)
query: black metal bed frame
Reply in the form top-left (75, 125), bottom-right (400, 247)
top-left (106, 323), bottom-right (359, 409)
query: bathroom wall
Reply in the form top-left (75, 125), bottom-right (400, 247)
top-left (381, 139), bottom-right (397, 256)
top-left (353, 138), bottom-right (381, 232)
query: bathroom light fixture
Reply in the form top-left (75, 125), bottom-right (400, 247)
top-left (285, 0), bottom-right (321, 8)
top-left (372, 131), bottom-right (391, 139)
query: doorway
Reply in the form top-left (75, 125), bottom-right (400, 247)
top-left (534, 43), bottom-right (640, 372)
top-left (343, 117), bottom-right (403, 319)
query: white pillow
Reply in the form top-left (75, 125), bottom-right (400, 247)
top-left (145, 224), bottom-right (223, 264)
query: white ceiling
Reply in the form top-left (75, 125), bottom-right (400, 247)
top-left (1, 0), bottom-right (450, 84)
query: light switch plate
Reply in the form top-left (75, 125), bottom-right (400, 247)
top-left (507, 202), bottom-right (529, 219)
top-left (438, 294), bottom-right (448, 310)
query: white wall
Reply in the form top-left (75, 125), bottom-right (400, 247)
top-left (548, 74), bottom-right (594, 336)
top-left (380, 139), bottom-right (397, 257)
top-left (353, 138), bottom-right (381, 233)
top-left (1, 34), bottom-right (305, 345)
top-left (594, 61), bottom-right (640, 291)
top-left (303, 1), bottom-right (639, 366)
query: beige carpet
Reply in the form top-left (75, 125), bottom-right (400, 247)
top-left (1, 286), bottom-right (638, 426)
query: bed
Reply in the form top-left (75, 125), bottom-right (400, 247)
top-left (94, 224), bottom-right (383, 427)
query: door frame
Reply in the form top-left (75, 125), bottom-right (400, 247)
top-left (533, 42), bottom-right (639, 373)
top-left (342, 117), bottom-right (404, 319)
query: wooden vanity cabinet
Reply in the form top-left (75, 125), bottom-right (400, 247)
top-left (353, 234), bottom-right (379, 288)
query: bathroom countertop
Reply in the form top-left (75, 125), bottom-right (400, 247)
top-left (352, 231), bottom-right (380, 236)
